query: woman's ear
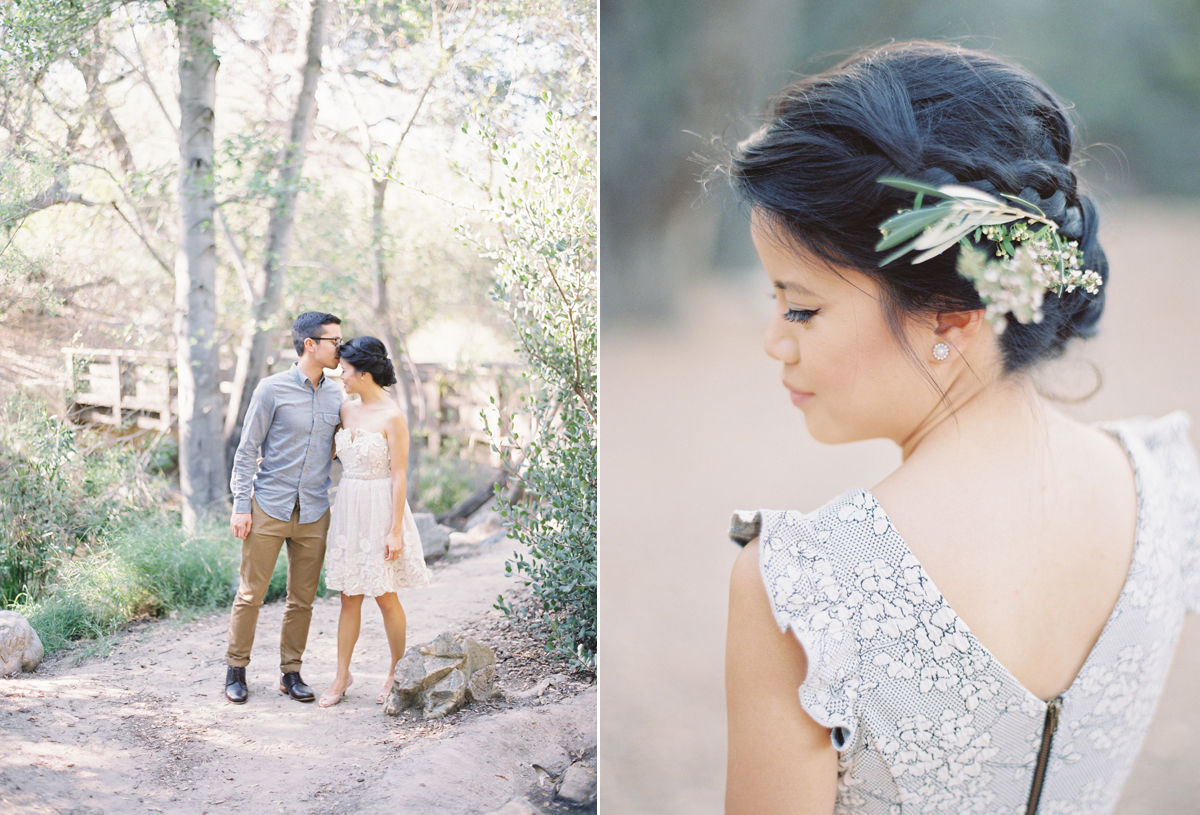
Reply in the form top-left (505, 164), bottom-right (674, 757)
top-left (932, 309), bottom-right (988, 355)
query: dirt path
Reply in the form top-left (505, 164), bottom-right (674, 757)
top-left (0, 540), bottom-right (596, 815)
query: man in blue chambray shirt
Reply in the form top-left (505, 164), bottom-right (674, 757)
top-left (224, 312), bottom-right (345, 704)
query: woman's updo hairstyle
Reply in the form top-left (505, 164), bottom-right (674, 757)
top-left (731, 41), bottom-right (1108, 372)
top-left (337, 335), bottom-right (397, 388)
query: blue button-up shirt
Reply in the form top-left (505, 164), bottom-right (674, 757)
top-left (230, 364), bottom-right (343, 523)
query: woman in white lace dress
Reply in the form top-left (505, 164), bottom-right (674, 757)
top-left (319, 336), bottom-right (431, 708)
top-left (722, 43), bottom-right (1200, 814)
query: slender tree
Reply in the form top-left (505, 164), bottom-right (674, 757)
top-left (172, 0), bottom-right (225, 530)
top-left (223, 0), bottom-right (328, 468)
top-left (354, 0), bottom-right (465, 499)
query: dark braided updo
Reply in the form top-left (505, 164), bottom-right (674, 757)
top-left (730, 41), bottom-right (1108, 372)
top-left (337, 335), bottom-right (397, 387)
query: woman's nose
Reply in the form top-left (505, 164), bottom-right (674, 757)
top-left (763, 317), bottom-right (800, 364)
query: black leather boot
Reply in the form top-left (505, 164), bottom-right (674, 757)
top-left (225, 665), bottom-right (248, 704)
top-left (280, 671), bottom-right (315, 702)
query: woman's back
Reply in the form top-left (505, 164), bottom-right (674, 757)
top-left (871, 395), bottom-right (1138, 701)
top-left (738, 413), bottom-right (1199, 815)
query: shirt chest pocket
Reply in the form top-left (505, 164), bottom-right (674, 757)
top-left (315, 412), bottom-right (340, 438)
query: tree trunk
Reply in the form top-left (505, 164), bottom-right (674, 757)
top-left (363, 9), bottom-right (448, 503)
top-left (174, 1), bottom-right (224, 531)
top-left (435, 471), bottom-right (507, 529)
top-left (370, 176), bottom-right (423, 502)
top-left (223, 0), bottom-right (329, 470)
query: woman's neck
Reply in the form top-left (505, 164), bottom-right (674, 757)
top-left (899, 372), bottom-right (1048, 463)
top-left (356, 383), bottom-right (388, 406)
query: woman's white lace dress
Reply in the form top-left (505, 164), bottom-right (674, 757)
top-left (732, 413), bottom-right (1200, 814)
top-left (326, 428), bottom-right (431, 596)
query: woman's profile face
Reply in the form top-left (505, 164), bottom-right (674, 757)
top-left (339, 359), bottom-right (360, 395)
top-left (751, 212), bottom-right (942, 446)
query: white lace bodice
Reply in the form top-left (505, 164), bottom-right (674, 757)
top-left (336, 427), bottom-right (390, 480)
top-left (735, 413), bottom-right (1200, 815)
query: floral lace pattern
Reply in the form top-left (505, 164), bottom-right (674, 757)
top-left (741, 413), bottom-right (1200, 815)
top-left (325, 428), bottom-right (431, 595)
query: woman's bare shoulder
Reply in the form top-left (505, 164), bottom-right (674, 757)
top-left (379, 405), bottom-right (407, 437)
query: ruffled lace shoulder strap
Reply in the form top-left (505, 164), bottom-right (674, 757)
top-left (1102, 411), bottom-right (1200, 612)
top-left (730, 494), bottom-right (880, 751)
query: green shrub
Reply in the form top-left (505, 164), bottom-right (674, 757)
top-left (14, 516), bottom-right (237, 654)
top-left (468, 96), bottom-right (597, 670)
top-left (111, 517), bottom-right (239, 612)
top-left (416, 456), bottom-right (479, 515)
top-left (0, 393), bottom-right (158, 605)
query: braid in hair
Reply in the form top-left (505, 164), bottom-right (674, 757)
top-left (731, 41), bottom-right (1108, 372)
top-left (338, 335), bottom-right (398, 387)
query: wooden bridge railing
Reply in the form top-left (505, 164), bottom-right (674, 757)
top-left (62, 349), bottom-right (529, 460)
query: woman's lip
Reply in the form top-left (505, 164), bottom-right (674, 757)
top-left (786, 387), bottom-right (813, 407)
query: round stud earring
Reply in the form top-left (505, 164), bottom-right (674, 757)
top-left (932, 342), bottom-right (950, 361)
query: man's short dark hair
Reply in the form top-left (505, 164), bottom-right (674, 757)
top-left (292, 312), bottom-right (341, 356)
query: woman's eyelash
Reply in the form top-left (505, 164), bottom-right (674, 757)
top-left (784, 308), bottom-right (819, 324)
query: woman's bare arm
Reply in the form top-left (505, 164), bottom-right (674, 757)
top-left (726, 540), bottom-right (839, 815)
top-left (382, 411), bottom-right (410, 560)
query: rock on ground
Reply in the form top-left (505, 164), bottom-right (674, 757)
top-left (415, 512), bottom-right (452, 561)
top-left (558, 760), bottom-right (598, 804)
top-left (383, 631), bottom-right (500, 718)
top-left (0, 611), bottom-right (43, 675)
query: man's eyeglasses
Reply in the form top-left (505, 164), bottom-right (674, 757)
top-left (310, 337), bottom-right (342, 346)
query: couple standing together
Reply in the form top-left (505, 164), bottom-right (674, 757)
top-left (223, 311), bottom-right (431, 708)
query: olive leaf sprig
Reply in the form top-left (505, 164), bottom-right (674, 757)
top-left (874, 177), bottom-right (1102, 333)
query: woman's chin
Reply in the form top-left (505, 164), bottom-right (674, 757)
top-left (800, 411), bottom-right (870, 446)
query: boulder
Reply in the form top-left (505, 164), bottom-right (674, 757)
top-left (467, 663), bottom-right (500, 703)
top-left (557, 761), bottom-right (597, 805)
top-left (421, 654), bottom-right (462, 687)
top-left (0, 611), bottom-right (44, 675)
top-left (465, 509), bottom-right (504, 537)
top-left (383, 650), bottom-right (429, 713)
top-left (424, 667), bottom-right (467, 718)
top-left (384, 631), bottom-right (499, 719)
top-left (464, 639), bottom-right (496, 678)
top-left (449, 510), bottom-right (510, 549)
top-left (412, 513), bottom-right (451, 562)
top-left (479, 529), bottom-right (509, 547)
top-left (423, 630), bottom-right (496, 677)
top-left (423, 630), bottom-right (465, 658)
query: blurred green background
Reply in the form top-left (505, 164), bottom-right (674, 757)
top-left (601, 0), bottom-right (1200, 321)
top-left (599, 2), bottom-right (1200, 813)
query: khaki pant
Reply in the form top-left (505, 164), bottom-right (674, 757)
top-left (226, 498), bottom-right (330, 674)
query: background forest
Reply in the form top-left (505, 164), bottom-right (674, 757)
top-left (0, 0), bottom-right (596, 668)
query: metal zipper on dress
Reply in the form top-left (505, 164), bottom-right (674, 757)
top-left (1024, 695), bottom-right (1063, 815)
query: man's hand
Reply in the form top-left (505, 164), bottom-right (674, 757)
top-left (231, 512), bottom-right (252, 540)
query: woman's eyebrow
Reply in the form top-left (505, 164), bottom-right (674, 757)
top-left (773, 279), bottom-right (818, 297)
